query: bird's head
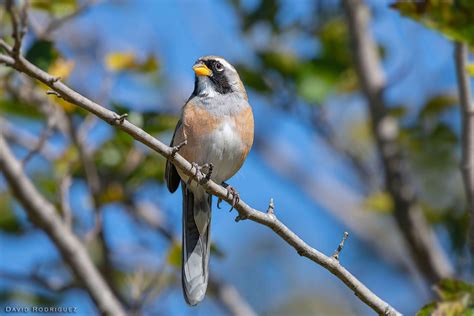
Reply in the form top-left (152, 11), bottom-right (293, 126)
top-left (192, 56), bottom-right (247, 99)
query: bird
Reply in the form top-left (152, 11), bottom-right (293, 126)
top-left (164, 56), bottom-right (254, 306)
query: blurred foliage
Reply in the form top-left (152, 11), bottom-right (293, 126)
top-left (31, 0), bottom-right (78, 14)
top-left (0, 193), bottom-right (23, 234)
top-left (105, 52), bottom-right (158, 73)
top-left (231, 1), bottom-right (356, 105)
top-left (25, 40), bottom-right (59, 71)
top-left (363, 191), bottom-right (394, 214)
top-left (391, 0), bottom-right (474, 47)
top-left (229, 0), bottom-right (469, 262)
top-left (417, 279), bottom-right (474, 316)
top-left (398, 93), bottom-right (465, 251)
top-left (467, 64), bottom-right (474, 76)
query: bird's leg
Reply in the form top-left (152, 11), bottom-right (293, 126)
top-left (187, 162), bottom-right (213, 186)
top-left (200, 163), bottom-right (213, 184)
top-left (218, 182), bottom-right (240, 211)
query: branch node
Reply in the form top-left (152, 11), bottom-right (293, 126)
top-left (48, 76), bottom-right (61, 84)
top-left (46, 90), bottom-right (62, 98)
top-left (332, 231), bottom-right (349, 261)
top-left (111, 113), bottom-right (128, 126)
top-left (267, 198), bottom-right (274, 214)
top-left (170, 139), bottom-right (187, 159)
top-left (297, 249), bottom-right (308, 257)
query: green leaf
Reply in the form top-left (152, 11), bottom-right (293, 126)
top-left (436, 279), bottom-right (474, 301)
top-left (419, 94), bottom-right (457, 119)
top-left (297, 72), bottom-right (333, 103)
top-left (259, 51), bottom-right (300, 78)
top-left (0, 98), bottom-right (42, 119)
top-left (25, 40), bottom-right (59, 71)
top-left (0, 193), bottom-right (23, 234)
top-left (389, 105), bottom-right (408, 118)
top-left (416, 302), bottom-right (436, 316)
top-left (210, 243), bottom-right (225, 259)
top-left (234, 65), bottom-right (271, 93)
top-left (31, 0), bottom-right (78, 15)
top-left (391, 0), bottom-right (474, 47)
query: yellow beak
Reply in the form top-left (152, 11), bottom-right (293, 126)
top-left (192, 63), bottom-right (212, 76)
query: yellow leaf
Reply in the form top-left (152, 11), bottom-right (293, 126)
top-left (40, 58), bottom-right (76, 112)
top-left (99, 182), bottom-right (125, 204)
top-left (467, 64), bottom-right (474, 77)
top-left (104, 52), bottom-right (158, 73)
top-left (49, 58), bottom-right (75, 79)
top-left (363, 191), bottom-right (394, 213)
top-left (105, 52), bottom-right (136, 71)
top-left (167, 242), bottom-right (181, 267)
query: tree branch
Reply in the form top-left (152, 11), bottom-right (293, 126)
top-left (343, 0), bottom-right (453, 283)
top-left (454, 42), bottom-right (474, 261)
top-left (0, 40), bottom-right (401, 315)
top-left (0, 133), bottom-right (126, 316)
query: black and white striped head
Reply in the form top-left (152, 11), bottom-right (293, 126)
top-left (192, 56), bottom-right (247, 99)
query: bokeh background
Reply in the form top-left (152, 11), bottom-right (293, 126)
top-left (0, 0), bottom-right (473, 315)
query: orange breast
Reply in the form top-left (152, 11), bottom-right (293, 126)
top-left (174, 102), bottom-right (254, 173)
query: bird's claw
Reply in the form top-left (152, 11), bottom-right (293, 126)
top-left (187, 162), bottom-right (213, 185)
top-left (221, 184), bottom-right (239, 212)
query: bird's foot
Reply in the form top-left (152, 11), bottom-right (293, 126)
top-left (187, 162), bottom-right (213, 185)
top-left (217, 182), bottom-right (240, 211)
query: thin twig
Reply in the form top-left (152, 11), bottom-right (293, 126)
top-left (6, 0), bottom-right (27, 57)
top-left (59, 172), bottom-right (73, 227)
top-left (41, 0), bottom-right (97, 37)
top-left (332, 232), bottom-right (349, 261)
top-left (22, 117), bottom-right (55, 165)
top-left (266, 198), bottom-right (274, 215)
top-left (0, 117), bottom-right (56, 160)
top-left (46, 90), bottom-right (62, 98)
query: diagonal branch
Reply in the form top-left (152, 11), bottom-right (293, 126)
top-left (0, 133), bottom-right (126, 316)
top-left (343, 0), bottom-right (453, 283)
top-left (454, 42), bottom-right (474, 261)
top-left (0, 41), bottom-right (401, 314)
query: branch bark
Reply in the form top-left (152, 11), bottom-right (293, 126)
top-left (454, 42), bottom-right (474, 260)
top-left (0, 133), bottom-right (126, 316)
top-left (0, 41), bottom-right (401, 315)
top-left (343, 0), bottom-right (453, 283)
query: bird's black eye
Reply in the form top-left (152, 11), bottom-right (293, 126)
top-left (214, 62), bottom-right (224, 72)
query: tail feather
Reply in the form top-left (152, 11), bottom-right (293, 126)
top-left (182, 182), bottom-right (212, 306)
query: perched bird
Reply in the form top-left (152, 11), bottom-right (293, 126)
top-left (165, 56), bottom-right (254, 305)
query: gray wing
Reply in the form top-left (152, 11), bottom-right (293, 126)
top-left (164, 119), bottom-right (182, 193)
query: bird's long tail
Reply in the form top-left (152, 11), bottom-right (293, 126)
top-left (181, 182), bottom-right (212, 306)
